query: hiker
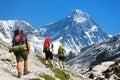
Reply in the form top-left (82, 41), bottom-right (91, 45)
top-left (43, 38), bottom-right (54, 68)
top-left (58, 45), bottom-right (66, 69)
top-left (12, 28), bottom-right (30, 78)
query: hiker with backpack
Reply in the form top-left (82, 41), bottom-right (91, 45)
top-left (58, 45), bottom-right (66, 69)
top-left (43, 38), bottom-right (54, 68)
top-left (12, 28), bottom-right (30, 78)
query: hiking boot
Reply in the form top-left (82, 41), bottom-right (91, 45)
top-left (18, 72), bottom-right (21, 78)
top-left (60, 66), bottom-right (62, 68)
top-left (50, 64), bottom-right (53, 68)
top-left (24, 70), bottom-right (30, 75)
top-left (46, 64), bottom-right (49, 68)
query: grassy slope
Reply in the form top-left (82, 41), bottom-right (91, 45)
top-left (36, 54), bottom-right (70, 80)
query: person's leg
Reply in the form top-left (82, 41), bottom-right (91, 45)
top-left (16, 54), bottom-right (23, 78)
top-left (17, 61), bottom-right (22, 78)
top-left (24, 59), bottom-right (28, 71)
top-left (22, 51), bottom-right (30, 75)
top-left (49, 59), bottom-right (53, 68)
top-left (50, 57), bottom-right (53, 65)
top-left (24, 59), bottom-right (30, 75)
top-left (62, 61), bottom-right (65, 68)
top-left (45, 60), bottom-right (49, 68)
top-left (62, 57), bottom-right (65, 68)
top-left (59, 61), bottom-right (63, 68)
top-left (50, 52), bottom-right (53, 68)
top-left (59, 57), bottom-right (63, 68)
top-left (45, 60), bottom-right (48, 64)
top-left (45, 52), bottom-right (49, 68)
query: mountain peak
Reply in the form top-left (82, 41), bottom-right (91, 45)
top-left (71, 9), bottom-right (87, 17)
top-left (71, 9), bottom-right (89, 23)
top-left (72, 9), bottom-right (83, 14)
top-left (39, 9), bottom-right (110, 54)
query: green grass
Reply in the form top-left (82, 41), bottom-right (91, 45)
top-left (51, 68), bottom-right (70, 80)
top-left (29, 78), bottom-right (41, 80)
top-left (40, 73), bottom-right (55, 80)
top-left (36, 54), bottom-right (46, 65)
top-left (36, 54), bottom-right (53, 67)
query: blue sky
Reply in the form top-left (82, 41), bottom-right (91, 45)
top-left (0, 0), bottom-right (120, 35)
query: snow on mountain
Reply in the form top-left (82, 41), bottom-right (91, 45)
top-left (67, 33), bottom-right (120, 73)
top-left (39, 9), bottom-right (110, 54)
top-left (0, 20), bottom-right (43, 53)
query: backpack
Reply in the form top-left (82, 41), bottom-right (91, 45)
top-left (43, 38), bottom-right (51, 50)
top-left (13, 29), bottom-right (27, 45)
top-left (58, 45), bottom-right (65, 57)
top-left (9, 44), bottom-right (27, 52)
top-left (9, 29), bottom-right (30, 53)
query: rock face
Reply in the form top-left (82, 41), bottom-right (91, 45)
top-left (67, 33), bottom-right (120, 72)
top-left (0, 38), bottom-right (14, 62)
top-left (85, 60), bottom-right (120, 80)
top-left (66, 32), bottom-right (120, 79)
top-left (39, 9), bottom-right (110, 53)
top-left (102, 60), bottom-right (120, 79)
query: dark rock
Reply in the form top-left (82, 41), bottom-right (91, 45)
top-left (114, 60), bottom-right (119, 65)
top-left (89, 66), bottom-right (93, 71)
top-left (89, 73), bottom-right (95, 79)
top-left (104, 73), bottom-right (110, 78)
top-left (96, 77), bottom-right (104, 80)
top-left (116, 73), bottom-right (120, 77)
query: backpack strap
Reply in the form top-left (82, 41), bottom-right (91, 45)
top-left (20, 33), bottom-right (27, 44)
top-left (12, 36), bottom-right (15, 46)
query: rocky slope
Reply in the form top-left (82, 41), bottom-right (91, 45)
top-left (0, 38), bottom-right (89, 80)
top-left (67, 33), bottom-right (120, 80)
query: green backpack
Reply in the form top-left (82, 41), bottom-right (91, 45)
top-left (58, 45), bottom-right (65, 57)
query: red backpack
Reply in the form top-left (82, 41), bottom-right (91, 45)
top-left (13, 29), bottom-right (27, 45)
top-left (44, 38), bottom-right (51, 50)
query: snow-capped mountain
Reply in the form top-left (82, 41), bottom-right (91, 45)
top-left (0, 20), bottom-right (43, 53)
top-left (67, 33), bottom-right (120, 72)
top-left (39, 9), bottom-right (110, 54)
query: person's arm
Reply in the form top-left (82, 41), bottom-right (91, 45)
top-left (51, 43), bottom-right (54, 54)
top-left (27, 41), bottom-right (30, 54)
